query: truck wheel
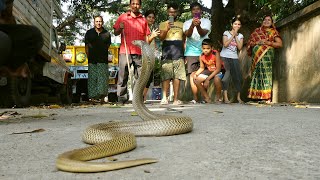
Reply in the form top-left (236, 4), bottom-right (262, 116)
top-left (0, 82), bottom-right (7, 107)
top-left (2, 77), bottom-right (32, 107)
top-left (59, 78), bottom-right (73, 105)
top-left (72, 93), bottom-right (81, 103)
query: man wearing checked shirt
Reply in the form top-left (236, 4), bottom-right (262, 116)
top-left (113, 0), bottom-right (159, 104)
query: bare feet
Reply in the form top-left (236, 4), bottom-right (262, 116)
top-left (223, 91), bottom-right (229, 103)
top-left (214, 99), bottom-right (222, 104)
top-left (160, 99), bottom-right (169, 105)
top-left (214, 96), bottom-right (222, 104)
top-left (237, 98), bottom-right (244, 104)
top-left (204, 98), bottom-right (211, 103)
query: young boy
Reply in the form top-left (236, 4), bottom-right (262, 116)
top-left (193, 39), bottom-right (223, 103)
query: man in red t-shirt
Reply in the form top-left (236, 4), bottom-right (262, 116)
top-left (113, 0), bottom-right (158, 104)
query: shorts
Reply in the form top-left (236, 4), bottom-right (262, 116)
top-left (161, 59), bottom-right (186, 81)
top-left (198, 69), bottom-right (224, 79)
top-left (186, 56), bottom-right (200, 74)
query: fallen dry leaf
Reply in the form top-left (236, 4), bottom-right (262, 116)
top-left (49, 104), bottom-right (61, 109)
top-left (295, 105), bottom-right (307, 108)
top-left (11, 128), bottom-right (45, 135)
top-left (165, 108), bottom-right (182, 114)
top-left (0, 111), bottom-right (21, 119)
top-left (107, 104), bottom-right (122, 108)
top-left (22, 114), bottom-right (48, 118)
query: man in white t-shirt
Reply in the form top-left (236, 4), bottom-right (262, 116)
top-left (183, 2), bottom-right (211, 103)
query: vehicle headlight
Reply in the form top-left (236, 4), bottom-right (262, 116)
top-left (76, 52), bottom-right (87, 64)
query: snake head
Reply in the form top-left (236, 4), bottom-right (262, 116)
top-left (132, 40), bottom-right (145, 48)
top-left (132, 40), bottom-right (155, 60)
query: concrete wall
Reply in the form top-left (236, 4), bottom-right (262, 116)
top-left (273, 1), bottom-right (320, 103)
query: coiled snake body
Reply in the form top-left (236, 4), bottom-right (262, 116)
top-left (56, 40), bottom-right (193, 173)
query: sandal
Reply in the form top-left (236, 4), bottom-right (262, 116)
top-left (173, 100), bottom-right (183, 105)
top-left (215, 99), bottom-right (222, 104)
top-left (265, 100), bottom-right (273, 104)
top-left (238, 99), bottom-right (244, 104)
top-left (203, 97), bottom-right (211, 104)
top-left (160, 99), bottom-right (169, 105)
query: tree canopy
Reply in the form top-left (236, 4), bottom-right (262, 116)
top-left (56, 0), bottom-right (317, 46)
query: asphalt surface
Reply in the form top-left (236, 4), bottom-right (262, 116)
top-left (0, 102), bottom-right (319, 179)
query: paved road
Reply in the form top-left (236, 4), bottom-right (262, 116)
top-left (0, 102), bottom-right (319, 179)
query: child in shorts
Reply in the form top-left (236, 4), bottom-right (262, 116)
top-left (193, 39), bottom-right (223, 103)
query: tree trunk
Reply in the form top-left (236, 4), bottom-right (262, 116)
top-left (210, 0), bottom-right (224, 50)
top-left (209, 0), bottom-right (257, 102)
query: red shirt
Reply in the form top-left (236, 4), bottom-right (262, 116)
top-left (113, 11), bottom-right (150, 55)
top-left (200, 50), bottom-right (219, 72)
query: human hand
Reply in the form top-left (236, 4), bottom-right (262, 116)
top-left (203, 80), bottom-right (209, 88)
top-left (234, 25), bottom-right (240, 31)
top-left (151, 28), bottom-right (160, 38)
top-left (166, 21), bottom-right (172, 30)
top-left (265, 40), bottom-right (273, 46)
top-left (232, 30), bottom-right (238, 37)
top-left (119, 22), bottom-right (124, 30)
top-left (192, 18), bottom-right (201, 26)
top-left (257, 40), bottom-right (265, 45)
top-left (234, 28), bottom-right (239, 35)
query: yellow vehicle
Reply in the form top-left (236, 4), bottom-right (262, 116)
top-left (62, 44), bottom-right (119, 102)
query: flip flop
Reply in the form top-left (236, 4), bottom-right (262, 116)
top-left (173, 100), bottom-right (183, 105)
top-left (160, 99), bottom-right (169, 105)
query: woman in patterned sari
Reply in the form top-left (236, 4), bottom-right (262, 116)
top-left (246, 15), bottom-right (282, 103)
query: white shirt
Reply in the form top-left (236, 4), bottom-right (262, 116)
top-left (183, 18), bottom-right (211, 56)
top-left (220, 31), bottom-right (244, 59)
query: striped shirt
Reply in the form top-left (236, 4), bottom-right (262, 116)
top-left (113, 11), bottom-right (150, 55)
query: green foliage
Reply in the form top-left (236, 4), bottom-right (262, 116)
top-left (58, 0), bottom-right (196, 44)
top-left (254, 0), bottom-right (317, 21)
top-left (57, 0), bottom-right (318, 45)
top-left (103, 16), bottom-right (116, 33)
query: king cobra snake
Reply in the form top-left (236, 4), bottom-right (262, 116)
top-left (56, 40), bottom-right (193, 173)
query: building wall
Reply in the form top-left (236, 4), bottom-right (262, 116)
top-left (273, 1), bottom-right (320, 103)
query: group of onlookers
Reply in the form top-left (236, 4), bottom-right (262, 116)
top-left (0, 0), bottom-right (283, 106)
top-left (85, 0), bottom-right (283, 105)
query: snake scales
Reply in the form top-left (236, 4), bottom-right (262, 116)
top-left (56, 40), bottom-right (193, 173)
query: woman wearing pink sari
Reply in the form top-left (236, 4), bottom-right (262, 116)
top-left (247, 15), bottom-right (282, 103)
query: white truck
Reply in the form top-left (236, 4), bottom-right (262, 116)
top-left (0, 0), bottom-right (72, 107)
